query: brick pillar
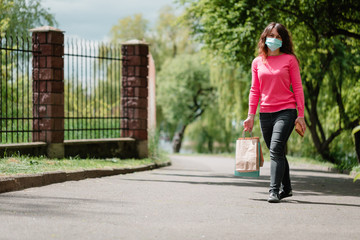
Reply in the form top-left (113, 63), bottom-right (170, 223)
top-left (121, 40), bottom-right (149, 158)
top-left (31, 26), bottom-right (64, 158)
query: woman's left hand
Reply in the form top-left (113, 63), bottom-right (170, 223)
top-left (295, 117), bottom-right (306, 133)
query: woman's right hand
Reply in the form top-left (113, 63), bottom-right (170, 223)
top-left (243, 114), bottom-right (255, 132)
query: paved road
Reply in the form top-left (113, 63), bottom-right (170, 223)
top-left (0, 154), bottom-right (359, 240)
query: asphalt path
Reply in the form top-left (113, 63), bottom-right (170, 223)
top-left (0, 154), bottom-right (359, 240)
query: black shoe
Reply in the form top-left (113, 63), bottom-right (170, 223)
top-left (268, 192), bottom-right (280, 203)
top-left (279, 190), bottom-right (293, 200)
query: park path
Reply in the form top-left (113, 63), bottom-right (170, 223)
top-left (0, 154), bottom-right (359, 240)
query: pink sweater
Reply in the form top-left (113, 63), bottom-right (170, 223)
top-left (248, 54), bottom-right (305, 117)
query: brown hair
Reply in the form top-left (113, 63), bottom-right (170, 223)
top-left (257, 22), bottom-right (299, 63)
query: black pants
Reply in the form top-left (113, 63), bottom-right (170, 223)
top-left (260, 109), bottom-right (297, 194)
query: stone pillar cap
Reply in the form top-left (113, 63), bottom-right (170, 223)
top-left (29, 26), bottom-right (64, 33)
top-left (122, 39), bottom-right (148, 45)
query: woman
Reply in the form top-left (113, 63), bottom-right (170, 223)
top-left (243, 22), bottom-right (306, 203)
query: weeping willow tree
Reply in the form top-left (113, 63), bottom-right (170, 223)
top-left (184, 60), bottom-right (266, 153)
top-left (209, 61), bottom-right (250, 125)
top-left (186, 98), bottom-right (239, 153)
top-left (157, 53), bottom-right (214, 153)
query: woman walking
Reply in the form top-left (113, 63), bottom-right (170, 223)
top-left (243, 22), bottom-right (306, 203)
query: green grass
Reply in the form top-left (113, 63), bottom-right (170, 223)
top-left (0, 155), bottom-right (170, 177)
top-left (352, 165), bottom-right (360, 172)
top-left (0, 127), bottom-right (169, 177)
top-left (286, 155), bottom-right (336, 168)
top-left (182, 152), bottom-right (338, 169)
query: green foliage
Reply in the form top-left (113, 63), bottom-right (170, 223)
top-left (0, 155), bottom-right (160, 176)
top-left (109, 6), bottom-right (197, 72)
top-left (296, 36), bottom-right (360, 164)
top-left (351, 126), bottom-right (360, 181)
top-left (209, 62), bottom-right (251, 124)
top-left (64, 71), bottom-right (122, 140)
top-left (180, 0), bottom-right (359, 65)
top-left (0, 0), bottom-right (57, 35)
top-left (353, 164), bottom-right (360, 182)
top-left (148, 128), bottom-right (169, 162)
top-left (181, 0), bottom-right (360, 166)
top-left (185, 100), bottom-right (242, 153)
top-left (150, 6), bottom-right (197, 72)
top-left (1, 0), bottom-right (56, 143)
top-left (110, 13), bottom-right (149, 42)
top-left (108, 8), bottom-right (200, 152)
top-left (64, 41), bottom-right (122, 140)
top-left (184, 61), bottom-right (254, 153)
top-left (1, 38), bottom-right (34, 143)
top-left (148, 129), bottom-right (160, 160)
top-left (354, 173), bottom-right (360, 182)
top-left (352, 126), bottom-right (360, 136)
top-left (157, 53), bottom-right (213, 128)
top-left (64, 119), bottom-right (121, 140)
top-left (180, 0), bottom-right (272, 66)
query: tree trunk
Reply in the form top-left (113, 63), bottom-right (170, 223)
top-left (207, 136), bottom-right (213, 153)
top-left (172, 125), bottom-right (187, 153)
top-left (355, 131), bottom-right (360, 164)
top-left (307, 119), bottom-right (337, 164)
top-left (306, 96), bottom-right (338, 164)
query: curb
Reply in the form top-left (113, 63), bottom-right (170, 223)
top-left (0, 161), bottom-right (171, 194)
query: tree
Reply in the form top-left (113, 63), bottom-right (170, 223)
top-left (151, 6), bottom-right (196, 71)
top-left (181, 0), bottom-right (360, 63)
top-left (0, 0), bottom-right (56, 35)
top-left (157, 53), bottom-right (214, 152)
top-left (108, 10), bottom-right (201, 152)
top-left (209, 62), bottom-right (250, 126)
top-left (181, 0), bottom-right (360, 164)
top-left (186, 99), bottom-right (240, 153)
top-left (110, 14), bottom-right (149, 43)
top-left (109, 7), bottom-right (196, 70)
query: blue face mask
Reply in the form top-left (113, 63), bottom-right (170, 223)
top-left (265, 37), bottom-right (282, 51)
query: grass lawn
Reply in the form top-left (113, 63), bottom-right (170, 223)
top-left (286, 155), bottom-right (336, 168)
top-left (189, 152), bottom-right (338, 169)
top-left (0, 155), bottom-right (169, 177)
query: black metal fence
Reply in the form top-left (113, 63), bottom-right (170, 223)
top-left (0, 34), bottom-right (39, 144)
top-left (64, 38), bottom-right (124, 140)
top-left (1, 33), bottom-right (127, 144)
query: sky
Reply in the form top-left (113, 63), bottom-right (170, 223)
top-left (41, 0), bottom-right (178, 41)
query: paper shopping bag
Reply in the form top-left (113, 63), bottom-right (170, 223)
top-left (234, 135), bottom-right (263, 178)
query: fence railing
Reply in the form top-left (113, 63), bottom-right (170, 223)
top-left (0, 34), bottom-right (39, 144)
top-left (0, 34), bottom-right (126, 143)
top-left (1, 27), bottom-right (149, 159)
top-left (64, 39), bottom-right (125, 140)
